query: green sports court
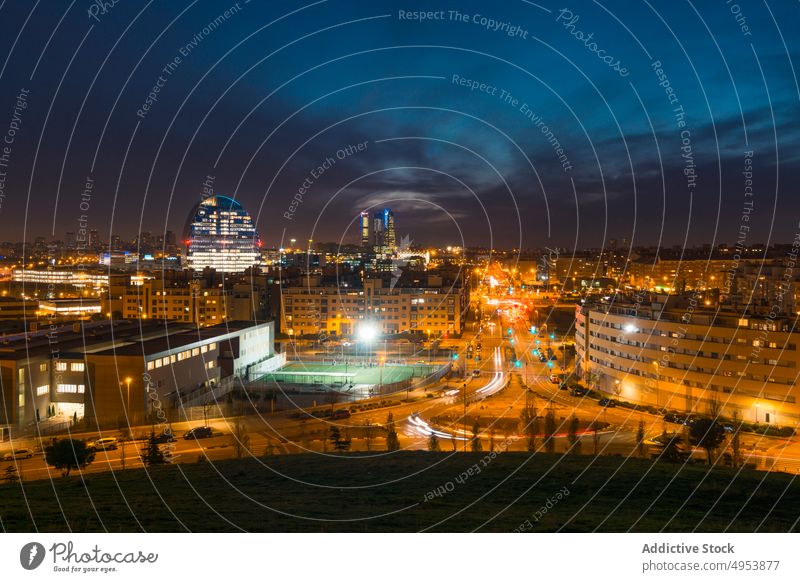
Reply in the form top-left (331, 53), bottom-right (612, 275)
top-left (257, 361), bottom-right (437, 386)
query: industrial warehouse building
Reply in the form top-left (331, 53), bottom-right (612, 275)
top-left (0, 319), bottom-right (278, 436)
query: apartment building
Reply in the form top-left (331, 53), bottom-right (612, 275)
top-left (282, 276), bottom-right (469, 338)
top-left (626, 257), bottom-right (732, 290)
top-left (575, 299), bottom-right (800, 425)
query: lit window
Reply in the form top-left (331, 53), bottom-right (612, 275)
top-left (146, 361), bottom-right (154, 371)
top-left (57, 384), bottom-right (79, 393)
top-left (56, 362), bottom-right (67, 372)
top-left (201, 345), bottom-right (208, 353)
top-left (39, 363), bottom-right (48, 372)
top-left (192, 348), bottom-right (200, 356)
top-left (36, 385), bottom-right (49, 396)
top-left (70, 362), bottom-right (85, 372)
top-left (155, 359), bottom-right (163, 369)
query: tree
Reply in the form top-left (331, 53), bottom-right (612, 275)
top-left (659, 431), bottom-right (684, 464)
top-left (44, 439), bottom-right (95, 477)
top-left (232, 417), bottom-right (251, 459)
top-left (731, 410), bottom-right (742, 469)
top-left (636, 420), bottom-right (646, 458)
top-left (690, 417), bottom-right (726, 465)
top-left (385, 413), bottom-right (400, 451)
top-left (329, 426), bottom-right (351, 452)
top-left (363, 419), bottom-right (377, 451)
top-left (428, 433), bottom-right (440, 452)
top-left (544, 408), bottom-right (557, 453)
top-left (567, 415), bottom-right (581, 454)
top-left (519, 392), bottom-right (538, 453)
top-left (3, 465), bottom-right (19, 484)
top-left (141, 431), bottom-right (165, 466)
top-left (471, 421), bottom-right (483, 453)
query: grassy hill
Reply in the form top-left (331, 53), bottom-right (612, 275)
top-left (1, 452), bottom-right (797, 532)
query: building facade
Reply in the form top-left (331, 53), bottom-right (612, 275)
top-left (0, 320), bottom-right (278, 434)
top-left (575, 301), bottom-right (800, 425)
top-left (281, 276), bottom-right (468, 338)
top-left (185, 195), bottom-right (261, 272)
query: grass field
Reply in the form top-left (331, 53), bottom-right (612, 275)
top-left (1, 452), bottom-right (798, 532)
top-left (260, 362), bottom-right (436, 385)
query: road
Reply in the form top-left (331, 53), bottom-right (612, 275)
top-left (4, 287), bottom-right (800, 480)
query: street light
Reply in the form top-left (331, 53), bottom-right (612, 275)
top-left (358, 321), bottom-right (379, 367)
top-left (651, 362), bottom-right (659, 410)
top-left (124, 377), bottom-right (132, 421)
top-left (427, 329), bottom-right (432, 363)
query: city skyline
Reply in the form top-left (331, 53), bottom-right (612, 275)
top-left (0, 1), bottom-right (797, 249)
top-left (2, 0), bottom-right (800, 549)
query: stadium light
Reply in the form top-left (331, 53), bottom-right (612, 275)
top-left (358, 322), bottom-right (379, 342)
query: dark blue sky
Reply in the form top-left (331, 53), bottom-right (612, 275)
top-left (0, 0), bottom-right (797, 250)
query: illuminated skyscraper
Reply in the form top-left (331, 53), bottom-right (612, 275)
top-left (384, 208), bottom-right (396, 252)
top-left (360, 211), bottom-right (370, 247)
top-left (372, 212), bottom-right (385, 251)
top-left (185, 195), bottom-right (261, 272)
top-left (372, 208), bottom-right (396, 255)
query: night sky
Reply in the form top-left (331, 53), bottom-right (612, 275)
top-left (0, 0), bottom-right (797, 250)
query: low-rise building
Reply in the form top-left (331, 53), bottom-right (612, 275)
top-left (0, 319), bottom-right (277, 435)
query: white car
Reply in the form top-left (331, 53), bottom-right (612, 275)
top-left (2, 448), bottom-right (33, 460)
top-left (88, 437), bottom-right (118, 451)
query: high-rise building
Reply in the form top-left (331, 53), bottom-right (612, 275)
top-left (360, 211), bottom-right (370, 247)
top-left (370, 208), bottom-right (396, 255)
top-left (89, 229), bottom-right (100, 251)
top-left (384, 208), bottom-right (396, 252)
top-left (372, 212), bottom-right (385, 251)
top-left (185, 194), bottom-right (261, 272)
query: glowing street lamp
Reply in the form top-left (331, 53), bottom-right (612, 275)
top-left (652, 361), bottom-right (660, 409)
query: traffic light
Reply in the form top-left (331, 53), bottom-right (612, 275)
top-left (535, 339), bottom-right (540, 345)
top-left (514, 360), bottom-right (522, 368)
top-left (507, 328), bottom-right (513, 335)
top-left (549, 333), bottom-right (555, 340)
top-left (530, 326), bottom-right (537, 334)
top-left (547, 360), bottom-right (554, 368)
top-left (452, 353), bottom-right (459, 360)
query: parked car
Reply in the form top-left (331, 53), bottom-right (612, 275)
top-left (549, 374), bottom-right (560, 384)
top-left (558, 382), bottom-right (569, 391)
top-left (2, 448), bottom-right (33, 460)
top-left (331, 409), bottom-right (351, 420)
top-left (183, 426), bottom-right (213, 440)
top-left (472, 369), bottom-right (482, 377)
top-left (664, 412), bottom-right (696, 426)
top-left (598, 398), bottom-right (617, 408)
top-left (151, 431), bottom-right (176, 444)
top-left (88, 437), bottom-right (118, 451)
top-left (570, 387), bottom-right (588, 397)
